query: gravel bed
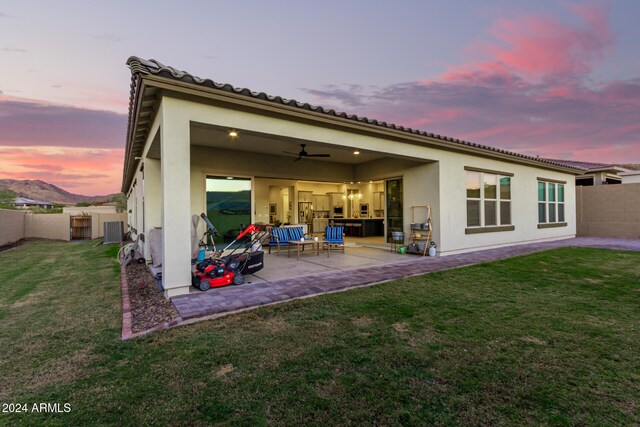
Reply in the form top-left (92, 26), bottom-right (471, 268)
top-left (126, 262), bottom-right (178, 333)
top-left (0, 238), bottom-right (51, 253)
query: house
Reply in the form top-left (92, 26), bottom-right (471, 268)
top-left (543, 159), bottom-right (637, 186)
top-left (14, 197), bottom-right (54, 209)
top-left (122, 57), bottom-right (582, 297)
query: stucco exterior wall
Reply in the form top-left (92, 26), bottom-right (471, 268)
top-left (24, 213), bottom-right (70, 241)
top-left (621, 173), bottom-right (640, 184)
top-left (126, 170), bottom-right (145, 239)
top-left (0, 209), bottom-right (26, 246)
top-left (436, 153), bottom-right (576, 255)
top-left (1, 210), bottom-right (125, 245)
top-left (576, 183), bottom-right (640, 238)
top-left (403, 162), bottom-right (441, 248)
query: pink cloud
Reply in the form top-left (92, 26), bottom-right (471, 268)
top-left (0, 94), bottom-right (126, 148)
top-left (0, 95), bottom-right (126, 195)
top-left (304, 3), bottom-right (640, 164)
top-left (0, 147), bottom-right (124, 195)
top-left (16, 163), bottom-right (65, 172)
top-left (431, 4), bottom-right (613, 85)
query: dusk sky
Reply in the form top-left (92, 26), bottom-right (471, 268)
top-left (1, 1), bottom-right (639, 195)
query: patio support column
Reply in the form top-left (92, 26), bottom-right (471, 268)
top-left (160, 99), bottom-right (192, 297)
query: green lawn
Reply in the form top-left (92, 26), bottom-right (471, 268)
top-left (0, 240), bottom-right (639, 426)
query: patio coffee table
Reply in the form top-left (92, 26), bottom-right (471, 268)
top-left (288, 240), bottom-right (321, 260)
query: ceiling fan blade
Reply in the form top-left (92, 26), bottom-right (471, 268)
top-left (293, 156), bottom-right (302, 162)
top-left (306, 154), bottom-right (331, 157)
top-left (283, 151), bottom-right (300, 155)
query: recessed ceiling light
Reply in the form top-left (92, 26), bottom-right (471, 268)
top-left (229, 130), bottom-right (238, 137)
top-left (353, 150), bottom-right (360, 155)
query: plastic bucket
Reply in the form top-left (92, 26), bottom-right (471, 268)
top-left (391, 231), bottom-right (404, 241)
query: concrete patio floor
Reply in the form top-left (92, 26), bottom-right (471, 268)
top-left (252, 245), bottom-right (405, 282)
top-left (171, 237), bottom-right (640, 321)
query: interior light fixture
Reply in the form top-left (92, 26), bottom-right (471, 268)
top-left (353, 150), bottom-right (360, 155)
top-left (226, 177), bottom-right (234, 180)
top-left (229, 130), bottom-right (238, 137)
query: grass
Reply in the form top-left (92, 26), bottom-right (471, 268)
top-left (0, 240), bottom-right (639, 426)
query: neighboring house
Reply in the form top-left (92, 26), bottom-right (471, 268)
top-left (619, 171), bottom-right (640, 184)
top-left (122, 57), bottom-right (582, 297)
top-left (543, 159), bottom-right (634, 186)
top-left (14, 197), bottom-right (54, 209)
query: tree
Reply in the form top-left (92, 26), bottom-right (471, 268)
top-left (75, 202), bottom-right (92, 207)
top-left (0, 189), bottom-right (16, 208)
top-left (109, 193), bottom-right (127, 210)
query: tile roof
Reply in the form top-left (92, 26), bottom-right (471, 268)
top-left (15, 197), bottom-right (52, 206)
top-left (543, 159), bottom-right (639, 172)
top-left (542, 159), bottom-right (619, 170)
top-left (123, 56), bottom-right (585, 189)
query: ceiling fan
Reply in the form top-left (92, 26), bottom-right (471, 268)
top-left (283, 144), bottom-right (331, 161)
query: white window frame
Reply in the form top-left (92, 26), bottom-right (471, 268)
top-left (538, 181), bottom-right (565, 224)
top-left (466, 171), bottom-right (512, 228)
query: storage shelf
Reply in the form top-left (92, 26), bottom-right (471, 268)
top-left (406, 250), bottom-right (424, 255)
top-left (409, 205), bottom-right (433, 257)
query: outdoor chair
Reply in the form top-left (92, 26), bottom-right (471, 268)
top-left (267, 226), bottom-right (310, 255)
top-left (323, 225), bottom-right (345, 254)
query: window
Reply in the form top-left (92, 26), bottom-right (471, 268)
top-left (466, 172), bottom-right (481, 227)
top-left (538, 180), bottom-right (565, 224)
top-left (466, 171), bottom-right (512, 228)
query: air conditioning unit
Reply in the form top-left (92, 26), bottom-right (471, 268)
top-left (104, 221), bottom-right (124, 244)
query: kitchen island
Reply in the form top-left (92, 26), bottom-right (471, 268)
top-left (329, 218), bottom-right (384, 237)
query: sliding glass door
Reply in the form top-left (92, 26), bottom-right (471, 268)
top-left (206, 176), bottom-right (252, 245)
top-left (385, 178), bottom-right (403, 242)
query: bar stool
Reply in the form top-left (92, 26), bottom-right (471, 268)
top-left (345, 223), bottom-right (355, 236)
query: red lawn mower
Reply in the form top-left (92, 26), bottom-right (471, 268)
top-left (192, 213), bottom-right (268, 291)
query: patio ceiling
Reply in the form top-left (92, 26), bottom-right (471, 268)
top-left (189, 122), bottom-right (418, 165)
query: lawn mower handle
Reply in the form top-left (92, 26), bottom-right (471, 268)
top-left (236, 224), bottom-right (257, 240)
top-left (200, 213), bottom-right (218, 235)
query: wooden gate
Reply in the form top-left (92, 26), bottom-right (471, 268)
top-left (70, 216), bottom-right (92, 240)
